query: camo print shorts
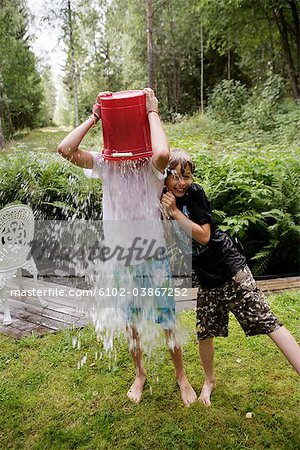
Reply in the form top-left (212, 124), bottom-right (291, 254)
top-left (196, 265), bottom-right (282, 340)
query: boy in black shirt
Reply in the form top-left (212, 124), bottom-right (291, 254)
top-left (161, 149), bottom-right (300, 406)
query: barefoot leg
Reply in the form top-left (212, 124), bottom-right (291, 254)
top-left (127, 326), bottom-right (146, 403)
top-left (166, 330), bottom-right (197, 406)
top-left (198, 337), bottom-right (216, 406)
top-left (269, 326), bottom-right (300, 375)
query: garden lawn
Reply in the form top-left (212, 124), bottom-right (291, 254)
top-left (0, 290), bottom-right (299, 450)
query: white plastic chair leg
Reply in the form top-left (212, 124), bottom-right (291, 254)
top-left (1, 288), bottom-right (12, 326)
top-left (33, 272), bottom-right (48, 308)
top-left (23, 258), bottom-right (48, 308)
top-left (17, 268), bottom-right (25, 292)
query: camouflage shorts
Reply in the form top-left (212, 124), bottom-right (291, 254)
top-left (196, 265), bottom-right (282, 340)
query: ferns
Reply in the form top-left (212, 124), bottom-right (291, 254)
top-left (0, 150), bottom-right (102, 219)
top-left (0, 138), bottom-right (299, 275)
top-left (192, 148), bottom-right (300, 275)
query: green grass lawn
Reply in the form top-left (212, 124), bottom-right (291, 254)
top-left (0, 291), bottom-right (299, 450)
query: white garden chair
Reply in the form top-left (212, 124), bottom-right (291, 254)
top-left (0, 204), bottom-right (47, 325)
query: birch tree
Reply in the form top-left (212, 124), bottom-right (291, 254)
top-left (146, 0), bottom-right (153, 88)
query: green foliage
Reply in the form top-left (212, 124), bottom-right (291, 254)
top-left (192, 150), bottom-right (300, 275)
top-left (209, 74), bottom-right (288, 132)
top-left (200, 0), bottom-right (299, 98)
top-left (208, 79), bottom-right (248, 121)
top-left (165, 101), bottom-right (299, 275)
top-left (39, 0), bottom-right (300, 125)
top-left (0, 0), bottom-right (44, 137)
top-left (0, 151), bottom-right (102, 219)
top-left (242, 74), bottom-right (285, 131)
top-left (2, 102), bottom-right (299, 275)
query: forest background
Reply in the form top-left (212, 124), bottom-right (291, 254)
top-left (0, 0), bottom-right (299, 276)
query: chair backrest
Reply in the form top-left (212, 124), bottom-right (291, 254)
top-left (0, 204), bottom-right (34, 271)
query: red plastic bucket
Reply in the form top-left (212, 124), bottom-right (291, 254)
top-left (100, 90), bottom-right (153, 161)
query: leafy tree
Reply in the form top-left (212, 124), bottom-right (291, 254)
top-left (38, 65), bottom-right (57, 126)
top-left (41, 0), bottom-right (299, 120)
top-left (199, 0), bottom-right (300, 100)
top-left (0, 0), bottom-right (43, 143)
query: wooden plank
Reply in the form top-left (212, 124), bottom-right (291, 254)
top-left (7, 318), bottom-right (50, 333)
top-left (257, 278), bottom-right (300, 291)
top-left (176, 301), bottom-right (196, 312)
top-left (0, 314), bottom-right (51, 338)
top-left (3, 296), bottom-right (87, 321)
top-left (0, 325), bottom-right (26, 339)
top-left (3, 308), bottom-right (69, 331)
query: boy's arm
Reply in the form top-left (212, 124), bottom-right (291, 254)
top-left (57, 91), bottom-right (110, 169)
top-left (57, 117), bottom-right (95, 169)
top-left (161, 192), bottom-right (211, 245)
top-left (144, 88), bottom-right (169, 173)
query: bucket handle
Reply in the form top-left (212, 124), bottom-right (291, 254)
top-left (111, 152), bottom-right (133, 157)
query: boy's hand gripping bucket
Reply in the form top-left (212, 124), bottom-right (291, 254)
top-left (100, 90), bottom-right (153, 161)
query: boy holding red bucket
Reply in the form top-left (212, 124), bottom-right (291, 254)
top-left (57, 88), bottom-right (197, 406)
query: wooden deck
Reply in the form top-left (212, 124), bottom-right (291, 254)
top-left (0, 276), bottom-right (299, 339)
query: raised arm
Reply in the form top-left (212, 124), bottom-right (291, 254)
top-left (143, 88), bottom-right (169, 173)
top-left (57, 118), bottom-right (95, 168)
top-left (57, 91), bottom-right (110, 168)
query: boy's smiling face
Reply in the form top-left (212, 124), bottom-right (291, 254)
top-left (165, 164), bottom-right (193, 197)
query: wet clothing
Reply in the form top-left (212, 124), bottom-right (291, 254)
top-left (175, 183), bottom-right (282, 338)
top-left (196, 265), bottom-right (282, 339)
top-left (83, 154), bottom-right (175, 327)
top-left (84, 153), bottom-right (165, 221)
top-left (113, 258), bottom-right (176, 329)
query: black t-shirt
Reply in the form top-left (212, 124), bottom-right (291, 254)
top-left (175, 183), bottom-right (246, 287)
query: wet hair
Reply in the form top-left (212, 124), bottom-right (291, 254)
top-left (167, 148), bottom-right (195, 176)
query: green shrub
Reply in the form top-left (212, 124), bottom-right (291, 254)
top-left (1, 116), bottom-right (299, 276)
top-left (208, 75), bottom-right (286, 133)
top-left (193, 150), bottom-right (300, 275)
top-left (0, 151), bottom-right (102, 219)
top-left (208, 79), bottom-right (248, 122)
top-left (242, 74), bottom-right (284, 131)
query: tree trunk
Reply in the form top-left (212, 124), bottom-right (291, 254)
top-left (146, 0), bottom-right (153, 88)
top-left (0, 110), bottom-right (5, 150)
top-left (173, 63), bottom-right (180, 113)
top-left (274, 7), bottom-right (300, 101)
top-left (227, 48), bottom-right (231, 80)
top-left (200, 22), bottom-right (204, 114)
top-left (288, 0), bottom-right (300, 73)
top-left (0, 82), bottom-right (5, 149)
top-left (67, 0), bottom-right (79, 126)
top-left (267, 15), bottom-right (276, 72)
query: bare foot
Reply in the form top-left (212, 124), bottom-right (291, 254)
top-left (199, 379), bottom-right (216, 406)
top-left (177, 377), bottom-right (197, 406)
top-left (127, 372), bottom-right (146, 404)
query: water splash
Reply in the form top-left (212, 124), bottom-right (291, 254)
top-left (77, 157), bottom-right (180, 356)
